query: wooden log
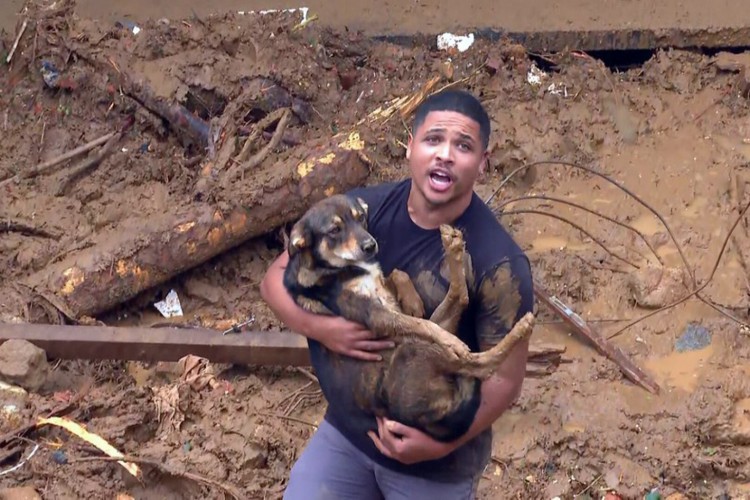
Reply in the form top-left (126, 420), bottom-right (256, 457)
top-left (0, 322), bottom-right (564, 371)
top-left (21, 133), bottom-right (370, 319)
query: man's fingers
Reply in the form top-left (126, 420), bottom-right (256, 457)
top-left (384, 419), bottom-right (411, 438)
top-left (367, 431), bottom-right (393, 458)
top-left (345, 349), bottom-right (382, 361)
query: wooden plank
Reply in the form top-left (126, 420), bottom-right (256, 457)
top-left (0, 323), bottom-right (565, 370)
top-left (0, 323), bottom-right (312, 366)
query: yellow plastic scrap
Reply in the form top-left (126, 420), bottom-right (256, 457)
top-left (36, 416), bottom-right (141, 477)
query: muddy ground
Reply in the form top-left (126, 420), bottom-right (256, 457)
top-left (2, 1), bottom-right (750, 499)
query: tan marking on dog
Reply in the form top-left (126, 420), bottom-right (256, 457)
top-left (334, 235), bottom-right (361, 261)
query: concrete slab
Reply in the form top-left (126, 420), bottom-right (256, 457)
top-left (4, 0), bottom-right (750, 51)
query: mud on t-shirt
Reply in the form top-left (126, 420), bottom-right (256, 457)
top-left (306, 179), bottom-right (535, 482)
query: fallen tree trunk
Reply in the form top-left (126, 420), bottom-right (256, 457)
top-left (21, 133), bottom-right (370, 319)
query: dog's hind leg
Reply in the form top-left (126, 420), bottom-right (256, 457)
top-left (444, 312), bottom-right (536, 379)
top-left (428, 225), bottom-right (470, 335)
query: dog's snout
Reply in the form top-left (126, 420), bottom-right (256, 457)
top-left (361, 237), bottom-right (377, 256)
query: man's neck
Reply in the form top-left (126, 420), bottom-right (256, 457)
top-left (406, 184), bottom-right (473, 230)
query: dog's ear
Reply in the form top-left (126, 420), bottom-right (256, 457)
top-left (356, 197), bottom-right (369, 216)
top-left (288, 221), bottom-right (311, 257)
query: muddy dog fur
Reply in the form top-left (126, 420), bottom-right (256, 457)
top-left (283, 194), bottom-right (535, 442)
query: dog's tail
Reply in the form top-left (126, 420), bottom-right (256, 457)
top-left (451, 312), bottom-right (536, 380)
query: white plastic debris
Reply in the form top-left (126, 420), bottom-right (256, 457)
top-left (237, 7), bottom-right (309, 22)
top-left (437, 32), bottom-right (475, 53)
top-left (154, 289), bottom-right (184, 318)
top-left (526, 63), bottom-right (545, 86)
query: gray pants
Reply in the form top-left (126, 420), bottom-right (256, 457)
top-left (282, 420), bottom-right (481, 500)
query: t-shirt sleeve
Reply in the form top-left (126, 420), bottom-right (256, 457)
top-left (474, 255), bottom-right (535, 350)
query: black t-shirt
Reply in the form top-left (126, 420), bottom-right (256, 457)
top-left (306, 179), bottom-right (535, 482)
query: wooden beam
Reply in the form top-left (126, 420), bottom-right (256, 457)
top-left (0, 323), bottom-right (312, 366)
top-left (0, 323), bottom-right (565, 371)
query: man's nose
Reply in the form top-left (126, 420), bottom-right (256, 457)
top-left (436, 141), bottom-right (453, 162)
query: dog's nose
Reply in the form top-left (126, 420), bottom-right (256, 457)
top-left (361, 238), bottom-right (377, 256)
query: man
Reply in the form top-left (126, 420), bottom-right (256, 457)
top-left (260, 89), bottom-right (535, 499)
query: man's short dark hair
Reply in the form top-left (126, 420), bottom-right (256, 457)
top-left (411, 89), bottom-right (491, 149)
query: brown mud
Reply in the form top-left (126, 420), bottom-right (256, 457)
top-left (2, 1), bottom-right (750, 499)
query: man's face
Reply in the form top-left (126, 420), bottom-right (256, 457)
top-left (406, 110), bottom-right (488, 207)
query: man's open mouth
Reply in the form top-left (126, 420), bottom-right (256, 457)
top-left (428, 169), bottom-right (454, 192)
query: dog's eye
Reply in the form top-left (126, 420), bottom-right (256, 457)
top-left (327, 225), bottom-right (341, 236)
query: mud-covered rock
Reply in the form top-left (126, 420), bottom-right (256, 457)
top-left (626, 264), bottom-right (689, 309)
top-left (0, 340), bottom-right (49, 392)
top-left (0, 487), bottom-right (42, 500)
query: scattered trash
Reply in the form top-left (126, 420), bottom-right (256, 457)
top-left (437, 32), bottom-right (475, 53)
top-left (154, 289), bottom-right (184, 318)
top-left (51, 450), bottom-right (68, 465)
top-left (237, 7), bottom-right (310, 23)
top-left (675, 323), bottom-right (712, 352)
top-left (40, 61), bottom-right (61, 89)
top-left (115, 20), bottom-right (141, 35)
top-left (644, 489), bottom-right (661, 500)
top-left (222, 315), bottom-right (255, 335)
top-left (526, 63), bottom-right (545, 86)
top-left (547, 82), bottom-right (569, 97)
top-left (36, 416), bottom-right (141, 477)
top-left (0, 444), bottom-right (40, 477)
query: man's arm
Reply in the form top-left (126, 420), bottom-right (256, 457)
top-left (260, 250), bottom-right (395, 361)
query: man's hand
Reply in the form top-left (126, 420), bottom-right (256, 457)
top-left (259, 250), bottom-right (394, 362)
top-left (367, 416), bottom-right (457, 465)
top-left (317, 316), bottom-right (395, 361)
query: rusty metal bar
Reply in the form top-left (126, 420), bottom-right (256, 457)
top-left (0, 323), bottom-right (312, 366)
top-left (533, 279), bottom-right (661, 394)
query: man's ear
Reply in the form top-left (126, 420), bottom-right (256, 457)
top-left (288, 222), bottom-right (310, 257)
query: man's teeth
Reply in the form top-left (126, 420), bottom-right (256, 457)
top-left (430, 172), bottom-right (451, 184)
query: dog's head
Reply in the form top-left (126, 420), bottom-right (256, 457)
top-left (287, 194), bottom-right (377, 268)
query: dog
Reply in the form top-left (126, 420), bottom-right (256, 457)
top-left (282, 194), bottom-right (535, 442)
